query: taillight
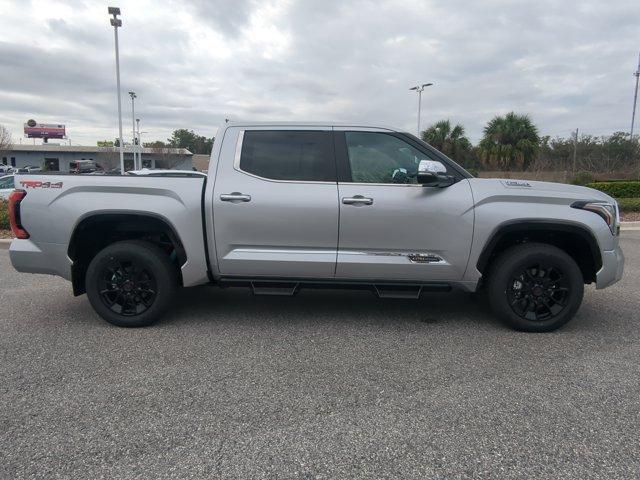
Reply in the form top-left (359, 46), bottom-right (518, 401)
top-left (8, 189), bottom-right (29, 239)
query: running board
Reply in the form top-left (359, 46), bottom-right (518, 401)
top-left (218, 277), bottom-right (452, 298)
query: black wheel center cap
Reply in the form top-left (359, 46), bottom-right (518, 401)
top-left (122, 280), bottom-right (134, 292)
top-left (532, 286), bottom-right (543, 297)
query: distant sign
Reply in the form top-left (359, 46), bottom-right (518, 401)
top-left (24, 122), bottom-right (66, 139)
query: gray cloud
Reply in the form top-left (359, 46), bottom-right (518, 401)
top-left (182, 0), bottom-right (256, 36)
top-left (0, 0), bottom-right (638, 146)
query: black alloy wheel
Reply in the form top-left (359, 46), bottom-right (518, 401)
top-left (487, 243), bottom-right (584, 332)
top-left (506, 261), bottom-right (571, 322)
top-left (86, 240), bottom-right (178, 327)
top-left (98, 258), bottom-right (158, 316)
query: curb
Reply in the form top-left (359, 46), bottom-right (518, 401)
top-left (621, 222), bottom-right (640, 231)
top-left (0, 239), bottom-right (11, 249)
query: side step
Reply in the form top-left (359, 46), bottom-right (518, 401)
top-left (374, 285), bottom-right (423, 299)
top-left (372, 283), bottom-right (450, 299)
top-left (251, 281), bottom-right (299, 296)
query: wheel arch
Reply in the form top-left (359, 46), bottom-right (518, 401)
top-left (476, 220), bottom-right (602, 284)
top-left (68, 211), bottom-right (186, 295)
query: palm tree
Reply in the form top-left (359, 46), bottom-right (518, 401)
top-left (479, 112), bottom-right (540, 171)
top-left (421, 120), bottom-right (472, 163)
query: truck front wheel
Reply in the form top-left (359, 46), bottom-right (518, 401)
top-left (486, 243), bottom-right (584, 332)
top-left (85, 240), bottom-right (178, 327)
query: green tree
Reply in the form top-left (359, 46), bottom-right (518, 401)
top-left (167, 129), bottom-right (214, 154)
top-left (421, 120), bottom-right (473, 164)
top-left (143, 140), bottom-right (169, 149)
top-left (0, 125), bottom-right (12, 161)
top-left (480, 112), bottom-right (540, 171)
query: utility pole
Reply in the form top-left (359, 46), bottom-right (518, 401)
top-left (409, 83), bottom-right (434, 137)
top-left (572, 128), bottom-right (579, 173)
top-left (128, 91), bottom-right (137, 169)
top-left (631, 51), bottom-right (640, 139)
top-left (136, 118), bottom-right (141, 168)
top-left (109, 7), bottom-right (124, 173)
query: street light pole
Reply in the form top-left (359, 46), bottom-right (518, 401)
top-left (109, 7), bottom-right (124, 173)
top-left (409, 83), bottom-right (433, 137)
top-left (572, 128), bottom-right (579, 173)
top-left (128, 91), bottom-right (137, 169)
top-left (631, 51), bottom-right (640, 139)
top-left (136, 118), bottom-right (141, 168)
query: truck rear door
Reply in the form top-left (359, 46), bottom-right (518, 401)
top-left (212, 127), bottom-right (339, 278)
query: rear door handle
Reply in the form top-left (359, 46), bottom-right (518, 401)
top-left (220, 192), bottom-right (251, 202)
top-left (342, 195), bottom-right (373, 206)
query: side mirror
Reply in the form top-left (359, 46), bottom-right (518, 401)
top-left (417, 160), bottom-right (455, 187)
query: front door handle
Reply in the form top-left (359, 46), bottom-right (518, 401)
top-left (220, 192), bottom-right (251, 202)
top-left (342, 195), bottom-right (373, 206)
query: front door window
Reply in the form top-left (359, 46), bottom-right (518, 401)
top-left (344, 132), bottom-right (432, 184)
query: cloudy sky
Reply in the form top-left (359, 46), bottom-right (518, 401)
top-left (0, 0), bottom-right (638, 146)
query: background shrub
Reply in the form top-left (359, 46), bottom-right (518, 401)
top-left (586, 181), bottom-right (640, 198)
top-left (617, 198), bottom-right (640, 212)
top-left (0, 201), bottom-right (10, 230)
top-left (570, 171), bottom-right (595, 186)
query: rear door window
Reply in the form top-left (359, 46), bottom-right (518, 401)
top-left (239, 130), bottom-right (335, 182)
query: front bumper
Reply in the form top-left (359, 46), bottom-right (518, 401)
top-left (9, 239), bottom-right (72, 281)
top-left (596, 245), bottom-right (624, 289)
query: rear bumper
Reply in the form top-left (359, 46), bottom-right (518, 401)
top-left (9, 239), bottom-right (72, 281)
top-left (596, 245), bottom-right (624, 289)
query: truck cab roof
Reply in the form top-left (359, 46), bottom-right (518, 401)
top-left (222, 121), bottom-right (404, 131)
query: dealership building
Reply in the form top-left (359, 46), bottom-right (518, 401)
top-left (2, 144), bottom-right (194, 172)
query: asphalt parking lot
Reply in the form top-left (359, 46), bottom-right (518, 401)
top-left (1, 233), bottom-right (639, 479)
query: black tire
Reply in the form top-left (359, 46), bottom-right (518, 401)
top-left (486, 243), bottom-right (584, 332)
top-left (85, 240), bottom-right (178, 327)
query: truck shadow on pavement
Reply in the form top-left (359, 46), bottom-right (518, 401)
top-left (168, 286), bottom-right (502, 330)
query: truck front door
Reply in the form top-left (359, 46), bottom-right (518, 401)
top-left (335, 129), bottom-right (474, 282)
top-left (213, 127), bottom-right (339, 278)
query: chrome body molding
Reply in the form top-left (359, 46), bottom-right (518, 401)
top-left (340, 250), bottom-right (447, 264)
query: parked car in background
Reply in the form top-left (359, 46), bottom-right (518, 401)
top-left (15, 166), bottom-right (42, 173)
top-left (0, 174), bottom-right (14, 200)
top-left (126, 168), bottom-right (206, 177)
top-left (8, 122), bottom-right (624, 332)
top-left (69, 160), bottom-right (98, 174)
top-left (0, 165), bottom-right (14, 174)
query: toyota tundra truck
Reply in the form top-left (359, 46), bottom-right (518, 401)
top-left (8, 122), bottom-right (624, 331)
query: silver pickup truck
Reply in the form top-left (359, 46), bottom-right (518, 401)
top-left (8, 122), bottom-right (624, 331)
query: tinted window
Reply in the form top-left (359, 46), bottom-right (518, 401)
top-left (345, 132), bottom-right (434, 184)
top-left (240, 130), bottom-right (334, 182)
top-left (0, 176), bottom-right (14, 189)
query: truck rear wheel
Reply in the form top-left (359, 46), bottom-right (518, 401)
top-left (486, 243), bottom-right (584, 332)
top-left (85, 240), bottom-right (178, 327)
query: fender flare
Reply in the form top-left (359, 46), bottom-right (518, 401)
top-left (476, 219), bottom-right (602, 274)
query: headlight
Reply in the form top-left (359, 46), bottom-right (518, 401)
top-left (571, 200), bottom-right (620, 235)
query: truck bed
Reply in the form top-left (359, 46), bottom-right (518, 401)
top-left (10, 173), bottom-right (209, 287)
